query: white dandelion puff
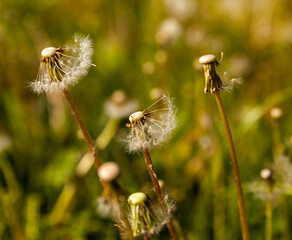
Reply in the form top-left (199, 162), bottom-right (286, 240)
top-left (125, 95), bottom-right (177, 153)
top-left (31, 33), bottom-right (94, 94)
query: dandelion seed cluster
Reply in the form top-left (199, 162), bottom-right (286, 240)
top-left (125, 95), bottom-right (176, 152)
top-left (31, 34), bottom-right (94, 94)
top-left (128, 192), bottom-right (164, 237)
top-left (199, 54), bottom-right (242, 93)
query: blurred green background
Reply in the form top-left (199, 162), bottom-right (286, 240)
top-left (1, 0), bottom-right (292, 239)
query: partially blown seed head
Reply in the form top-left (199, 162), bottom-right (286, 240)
top-left (128, 192), bottom-right (164, 237)
top-left (31, 33), bottom-right (94, 94)
top-left (199, 53), bottom-right (242, 94)
top-left (199, 54), bottom-right (223, 94)
top-left (125, 95), bottom-right (176, 152)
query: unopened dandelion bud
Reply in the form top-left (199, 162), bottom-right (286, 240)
top-left (199, 54), bottom-right (223, 94)
top-left (125, 95), bottom-right (176, 152)
top-left (98, 162), bottom-right (120, 183)
top-left (31, 34), bottom-right (94, 94)
top-left (128, 192), bottom-right (162, 237)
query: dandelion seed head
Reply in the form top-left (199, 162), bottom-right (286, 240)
top-left (129, 111), bottom-right (145, 123)
top-left (125, 95), bottom-right (176, 153)
top-left (128, 192), bottom-right (148, 205)
top-left (199, 54), bottom-right (223, 94)
top-left (41, 47), bottom-right (57, 58)
top-left (260, 168), bottom-right (273, 181)
top-left (127, 192), bottom-right (165, 237)
top-left (96, 197), bottom-right (114, 218)
top-left (249, 155), bottom-right (292, 203)
top-left (199, 53), bottom-right (243, 94)
top-left (199, 54), bottom-right (217, 64)
top-left (31, 33), bottom-right (94, 94)
top-left (105, 90), bottom-right (139, 119)
top-left (270, 107), bottom-right (283, 119)
top-left (156, 18), bottom-right (182, 46)
top-left (98, 162), bottom-right (120, 182)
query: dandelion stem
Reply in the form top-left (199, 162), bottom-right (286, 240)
top-left (143, 232), bottom-right (151, 240)
top-left (112, 190), bottom-right (135, 240)
top-left (62, 89), bottom-right (101, 169)
top-left (265, 192), bottom-right (272, 240)
top-left (143, 148), bottom-right (177, 240)
top-left (214, 92), bottom-right (250, 240)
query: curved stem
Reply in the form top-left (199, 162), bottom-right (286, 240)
top-left (214, 92), bottom-right (250, 240)
top-left (143, 148), bottom-right (177, 240)
top-left (62, 89), bottom-right (101, 169)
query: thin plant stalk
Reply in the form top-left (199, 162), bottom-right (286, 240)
top-left (62, 90), bottom-right (135, 238)
top-left (62, 89), bottom-right (101, 169)
top-left (143, 232), bottom-right (151, 240)
top-left (214, 92), bottom-right (250, 240)
top-left (111, 189), bottom-right (135, 240)
top-left (172, 217), bottom-right (190, 240)
top-left (143, 148), bottom-right (177, 240)
top-left (265, 187), bottom-right (272, 240)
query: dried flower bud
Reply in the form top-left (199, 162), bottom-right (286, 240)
top-left (31, 34), bottom-right (94, 94)
top-left (98, 162), bottom-right (120, 182)
top-left (125, 95), bottom-right (176, 152)
top-left (128, 192), bottom-right (163, 237)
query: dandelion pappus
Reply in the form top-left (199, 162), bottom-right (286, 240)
top-left (125, 95), bottom-right (176, 152)
top-left (31, 34), bottom-right (94, 94)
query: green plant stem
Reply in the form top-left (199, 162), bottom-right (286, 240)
top-left (96, 118), bottom-right (120, 149)
top-left (214, 92), bottom-right (250, 240)
top-left (143, 148), bottom-right (177, 240)
top-left (62, 89), bottom-right (101, 169)
top-left (265, 187), bottom-right (272, 240)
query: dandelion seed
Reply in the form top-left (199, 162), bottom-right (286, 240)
top-left (125, 95), bottom-right (176, 152)
top-left (128, 192), bottom-right (164, 237)
top-left (199, 53), bottom-right (243, 94)
top-left (31, 34), bottom-right (94, 94)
